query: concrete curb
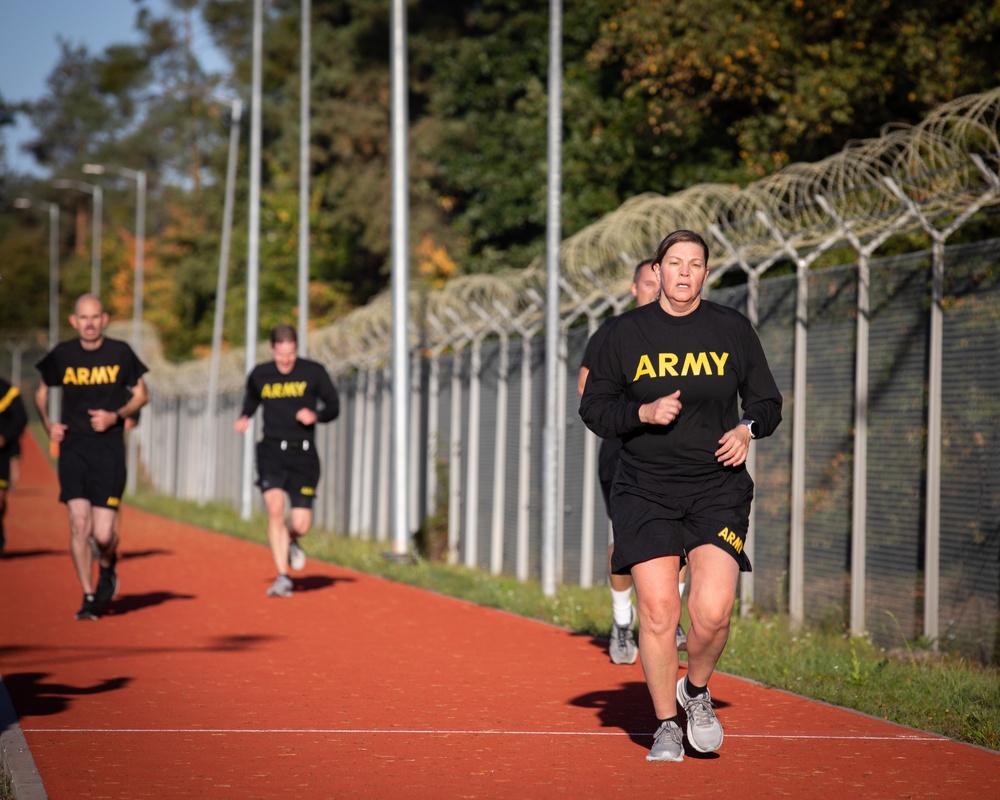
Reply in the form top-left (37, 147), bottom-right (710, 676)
top-left (0, 676), bottom-right (47, 800)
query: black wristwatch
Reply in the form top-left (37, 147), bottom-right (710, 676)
top-left (739, 418), bottom-right (756, 439)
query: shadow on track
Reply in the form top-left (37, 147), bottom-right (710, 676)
top-left (1, 671), bottom-right (131, 720)
top-left (103, 590), bottom-right (197, 617)
top-left (289, 574), bottom-right (355, 593)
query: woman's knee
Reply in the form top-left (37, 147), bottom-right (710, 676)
top-left (689, 601), bottom-right (733, 637)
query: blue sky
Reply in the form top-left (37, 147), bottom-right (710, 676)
top-left (0, 0), bottom-right (225, 175)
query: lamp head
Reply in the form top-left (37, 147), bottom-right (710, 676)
top-left (82, 164), bottom-right (106, 175)
top-left (53, 179), bottom-right (95, 193)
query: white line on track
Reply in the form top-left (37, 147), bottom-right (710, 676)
top-left (22, 728), bottom-right (944, 741)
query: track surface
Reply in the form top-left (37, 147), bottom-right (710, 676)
top-left (2, 434), bottom-right (998, 799)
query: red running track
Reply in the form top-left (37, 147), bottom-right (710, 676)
top-left (1, 434), bottom-right (998, 799)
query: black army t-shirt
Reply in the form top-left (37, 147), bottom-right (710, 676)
top-left (240, 358), bottom-right (340, 443)
top-left (36, 337), bottom-right (148, 436)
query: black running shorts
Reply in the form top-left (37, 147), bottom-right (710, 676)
top-left (0, 452), bottom-right (11, 489)
top-left (597, 437), bottom-right (622, 512)
top-left (0, 438), bottom-right (20, 488)
top-left (58, 434), bottom-right (127, 508)
top-left (609, 462), bottom-right (754, 575)
top-left (255, 439), bottom-right (321, 509)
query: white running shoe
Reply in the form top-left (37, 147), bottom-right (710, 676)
top-left (676, 677), bottom-right (724, 753)
top-left (289, 539), bottom-right (306, 571)
top-left (609, 605), bottom-right (638, 665)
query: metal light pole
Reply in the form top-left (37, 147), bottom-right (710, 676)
top-left (388, 0), bottom-right (410, 558)
top-left (242, 0), bottom-right (264, 520)
top-left (52, 179), bottom-right (102, 296)
top-left (541, 0), bottom-right (563, 596)
top-left (14, 197), bottom-right (60, 422)
top-left (82, 163), bottom-right (146, 494)
top-left (201, 96), bottom-right (243, 505)
top-left (298, 0), bottom-right (311, 354)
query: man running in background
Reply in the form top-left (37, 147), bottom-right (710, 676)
top-left (578, 259), bottom-right (688, 664)
top-left (35, 294), bottom-right (149, 619)
top-left (0, 374), bottom-right (28, 555)
top-left (234, 324), bottom-right (340, 598)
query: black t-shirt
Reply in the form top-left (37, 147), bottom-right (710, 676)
top-left (36, 337), bottom-right (148, 437)
top-left (581, 316), bottom-right (624, 465)
top-left (240, 358), bottom-right (340, 442)
top-left (579, 300), bottom-right (782, 479)
top-left (580, 316), bottom-right (616, 375)
top-left (0, 378), bottom-right (28, 453)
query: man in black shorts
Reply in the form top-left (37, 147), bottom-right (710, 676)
top-left (35, 294), bottom-right (149, 619)
top-left (581, 230), bottom-right (781, 763)
top-left (234, 324), bottom-right (340, 598)
top-left (0, 374), bottom-right (28, 556)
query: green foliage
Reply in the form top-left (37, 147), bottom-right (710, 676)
top-left (0, 764), bottom-right (12, 800)
top-left (3, 0), bottom-right (1000, 356)
top-left (586, 0), bottom-right (1000, 179)
top-left (24, 40), bottom-right (132, 168)
top-left (0, 214), bottom-right (55, 333)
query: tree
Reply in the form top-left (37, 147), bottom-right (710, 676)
top-left (6, 0), bottom-right (1000, 361)
top-left (585, 0), bottom-right (1000, 179)
top-left (19, 1), bottom-right (238, 353)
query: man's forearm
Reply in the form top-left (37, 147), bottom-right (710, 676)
top-left (117, 380), bottom-right (149, 419)
top-left (34, 385), bottom-right (51, 429)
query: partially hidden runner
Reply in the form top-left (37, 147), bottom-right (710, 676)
top-left (0, 373), bottom-right (28, 556)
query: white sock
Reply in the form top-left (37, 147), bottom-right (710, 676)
top-left (678, 582), bottom-right (686, 599)
top-left (611, 588), bottom-right (634, 627)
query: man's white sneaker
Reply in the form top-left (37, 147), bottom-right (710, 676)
top-left (289, 539), bottom-right (306, 571)
top-left (609, 605), bottom-right (638, 665)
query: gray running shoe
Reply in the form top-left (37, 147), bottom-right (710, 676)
top-left (676, 623), bottom-right (687, 651)
top-left (646, 720), bottom-right (684, 762)
top-left (676, 677), bottom-right (724, 753)
top-left (609, 605), bottom-right (638, 665)
top-left (289, 539), bottom-right (306, 571)
top-left (266, 574), bottom-right (294, 598)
